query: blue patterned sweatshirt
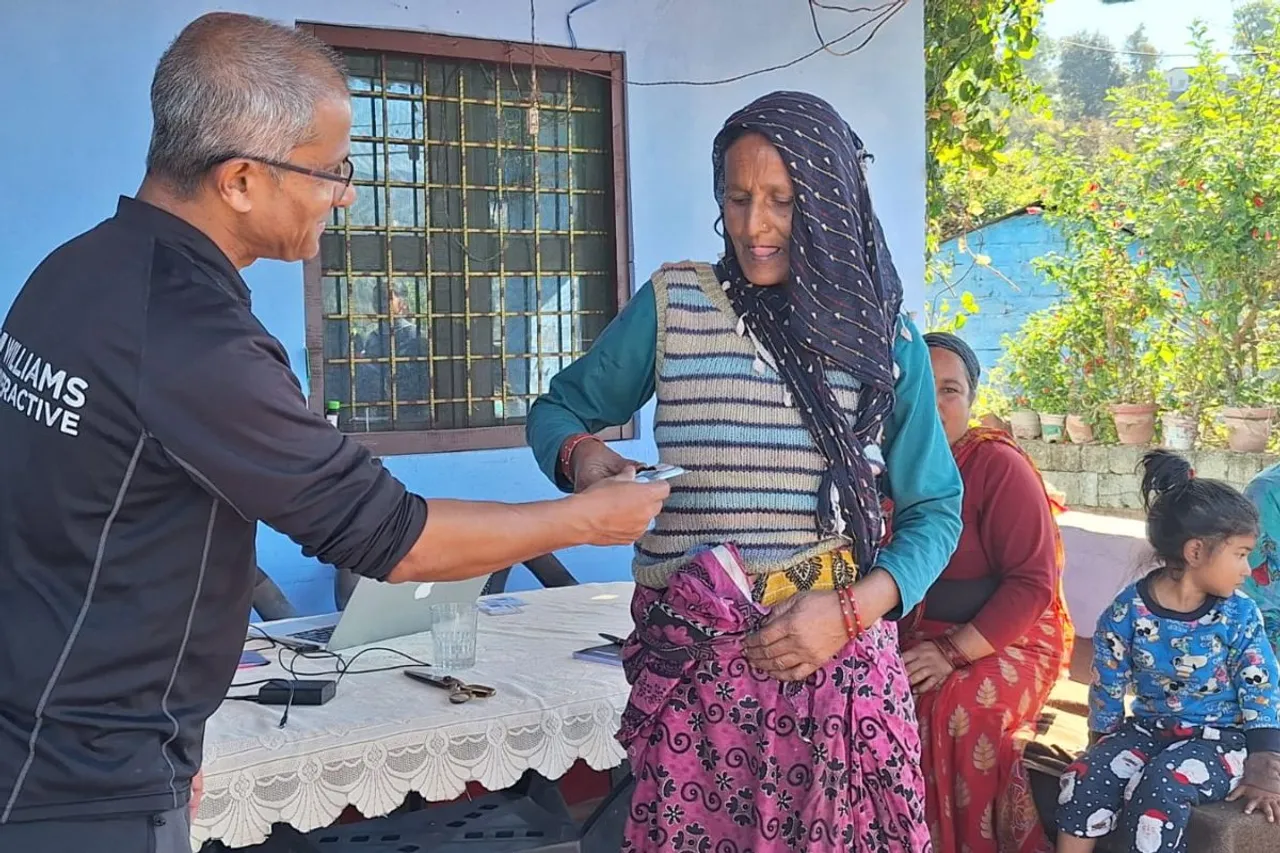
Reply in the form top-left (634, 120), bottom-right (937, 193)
top-left (1091, 577), bottom-right (1280, 752)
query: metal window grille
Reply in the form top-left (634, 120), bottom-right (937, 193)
top-left (312, 46), bottom-right (623, 449)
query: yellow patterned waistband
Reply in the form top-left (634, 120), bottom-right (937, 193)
top-left (753, 547), bottom-right (859, 607)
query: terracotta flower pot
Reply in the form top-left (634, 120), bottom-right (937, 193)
top-left (978, 413), bottom-right (1011, 434)
top-left (1160, 412), bottom-right (1198, 451)
top-left (1110, 403), bottom-right (1157, 446)
top-left (1039, 413), bottom-right (1067, 444)
top-left (1222, 407), bottom-right (1275, 453)
top-left (1010, 409), bottom-right (1041, 441)
top-left (1065, 414), bottom-right (1095, 444)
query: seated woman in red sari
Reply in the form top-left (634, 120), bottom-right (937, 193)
top-left (900, 332), bottom-right (1075, 853)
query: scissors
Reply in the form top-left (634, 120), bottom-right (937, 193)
top-left (404, 669), bottom-right (496, 704)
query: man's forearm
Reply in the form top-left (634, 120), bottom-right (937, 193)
top-left (385, 497), bottom-right (590, 583)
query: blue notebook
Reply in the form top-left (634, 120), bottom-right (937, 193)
top-left (572, 642), bottom-right (624, 667)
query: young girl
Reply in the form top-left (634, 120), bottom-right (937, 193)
top-left (1057, 450), bottom-right (1280, 853)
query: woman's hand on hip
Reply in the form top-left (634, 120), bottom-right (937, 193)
top-left (569, 440), bottom-right (643, 492)
top-left (901, 640), bottom-right (954, 695)
top-left (744, 592), bottom-right (847, 682)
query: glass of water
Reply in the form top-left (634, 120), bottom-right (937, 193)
top-left (430, 602), bottom-right (478, 669)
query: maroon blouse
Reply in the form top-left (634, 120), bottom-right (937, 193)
top-left (933, 438), bottom-right (1060, 650)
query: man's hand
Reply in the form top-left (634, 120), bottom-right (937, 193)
top-left (901, 640), bottom-right (955, 695)
top-left (568, 440), bottom-right (642, 493)
top-left (190, 768), bottom-right (203, 817)
top-left (1227, 752), bottom-right (1280, 822)
top-left (568, 471), bottom-right (670, 545)
top-left (744, 592), bottom-right (848, 682)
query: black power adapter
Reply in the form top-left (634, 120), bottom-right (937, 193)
top-left (257, 679), bottom-right (337, 706)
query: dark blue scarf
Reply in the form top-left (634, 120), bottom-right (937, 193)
top-left (712, 90), bottom-right (903, 571)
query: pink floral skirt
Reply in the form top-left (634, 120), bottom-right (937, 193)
top-left (618, 545), bottom-right (932, 852)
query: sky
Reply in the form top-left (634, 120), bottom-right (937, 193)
top-left (1040, 0), bottom-right (1241, 68)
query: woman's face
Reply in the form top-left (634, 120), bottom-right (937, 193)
top-left (722, 133), bottom-right (794, 287)
top-left (929, 347), bottom-right (973, 446)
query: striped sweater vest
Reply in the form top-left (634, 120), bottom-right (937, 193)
top-left (632, 263), bottom-right (863, 589)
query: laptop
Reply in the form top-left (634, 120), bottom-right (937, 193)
top-left (253, 575), bottom-right (489, 653)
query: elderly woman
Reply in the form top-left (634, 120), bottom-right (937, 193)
top-left (526, 91), bottom-right (962, 852)
top-left (900, 333), bottom-right (1074, 853)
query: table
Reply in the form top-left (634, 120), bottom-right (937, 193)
top-left (192, 582), bottom-right (635, 850)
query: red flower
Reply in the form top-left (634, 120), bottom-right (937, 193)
top-left (1197, 180), bottom-right (1207, 192)
top-left (1253, 195), bottom-right (1265, 208)
top-left (1087, 182), bottom-right (1100, 193)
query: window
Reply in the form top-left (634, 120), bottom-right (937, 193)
top-left (300, 24), bottom-right (633, 454)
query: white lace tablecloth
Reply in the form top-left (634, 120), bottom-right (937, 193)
top-left (192, 582), bottom-right (635, 850)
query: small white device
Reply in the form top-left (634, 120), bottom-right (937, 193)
top-left (635, 464), bottom-right (687, 483)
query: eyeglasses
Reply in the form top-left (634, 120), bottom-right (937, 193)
top-left (219, 155), bottom-right (355, 195)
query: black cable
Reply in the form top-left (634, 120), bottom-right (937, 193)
top-left (808, 0), bottom-right (904, 59)
top-left (565, 0), bottom-right (601, 49)
top-left (232, 626), bottom-right (434, 727)
top-left (545, 0), bottom-right (906, 88)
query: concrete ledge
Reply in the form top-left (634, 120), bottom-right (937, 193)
top-left (1018, 441), bottom-right (1279, 510)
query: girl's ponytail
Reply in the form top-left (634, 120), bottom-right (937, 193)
top-left (1139, 450), bottom-right (1257, 572)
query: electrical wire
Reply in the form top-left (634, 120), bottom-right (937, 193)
top-left (810, 1), bottom-right (904, 57)
top-left (1055, 37), bottom-right (1263, 61)
top-left (556, 0), bottom-right (906, 87)
top-left (229, 626), bottom-right (433, 727)
top-left (565, 0), bottom-right (601, 49)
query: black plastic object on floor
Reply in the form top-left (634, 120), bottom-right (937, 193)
top-left (576, 770), bottom-right (634, 853)
top-left (210, 774), bottom-right (590, 853)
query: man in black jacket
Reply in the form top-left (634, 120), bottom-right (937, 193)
top-left (0, 13), bottom-right (666, 852)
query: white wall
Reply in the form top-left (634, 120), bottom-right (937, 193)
top-left (0, 0), bottom-right (925, 610)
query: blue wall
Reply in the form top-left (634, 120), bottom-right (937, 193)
top-left (0, 0), bottom-right (926, 615)
top-left (933, 213), bottom-right (1067, 373)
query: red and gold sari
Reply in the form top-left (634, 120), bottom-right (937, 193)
top-left (901, 428), bottom-right (1074, 853)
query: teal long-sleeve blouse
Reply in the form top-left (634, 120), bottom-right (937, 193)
top-left (525, 280), bottom-right (963, 615)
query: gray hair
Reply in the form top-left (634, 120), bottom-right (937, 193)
top-left (145, 13), bottom-right (348, 196)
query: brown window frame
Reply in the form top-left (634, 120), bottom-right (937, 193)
top-left (299, 22), bottom-right (635, 456)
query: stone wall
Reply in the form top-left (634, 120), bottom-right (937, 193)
top-left (1017, 441), bottom-right (1280, 510)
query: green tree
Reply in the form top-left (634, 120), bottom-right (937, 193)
top-left (1234, 0), bottom-right (1279, 51)
top-left (924, 0), bottom-right (1047, 327)
top-left (1056, 31), bottom-right (1129, 118)
top-left (1043, 23), bottom-right (1280, 411)
top-left (1123, 25), bottom-right (1159, 82)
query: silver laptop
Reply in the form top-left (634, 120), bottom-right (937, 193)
top-left (253, 575), bottom-right (488, 652)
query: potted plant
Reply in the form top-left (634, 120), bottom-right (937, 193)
top-left (1001, 311), bottom-right (1071, 442)
top-left (1220, 377), bottom-right (1275, 453)
top-left (1009, 397), bottom-right (1042, 441)
top-left (1064, 359), bottom-right (1103, 444)
top-left (1160, 408), bottom-right (1199, 452)
top-left (1035, 390), bottom-right (1071, 444)
top-left (1031, 235), bottom-right (1169, 447)
top-left (1065, 413), bottom-right (1095, 444)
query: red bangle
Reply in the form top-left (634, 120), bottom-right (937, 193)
top-left (934, 633), bottom-right (971, 669)
top-left (837, 587), bottom-right (863, 640)
top-left (558, 433), bottom-right (602, 483)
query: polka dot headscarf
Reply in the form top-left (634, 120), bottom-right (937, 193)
top-left (712, 90), bottom-right (903, 571)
